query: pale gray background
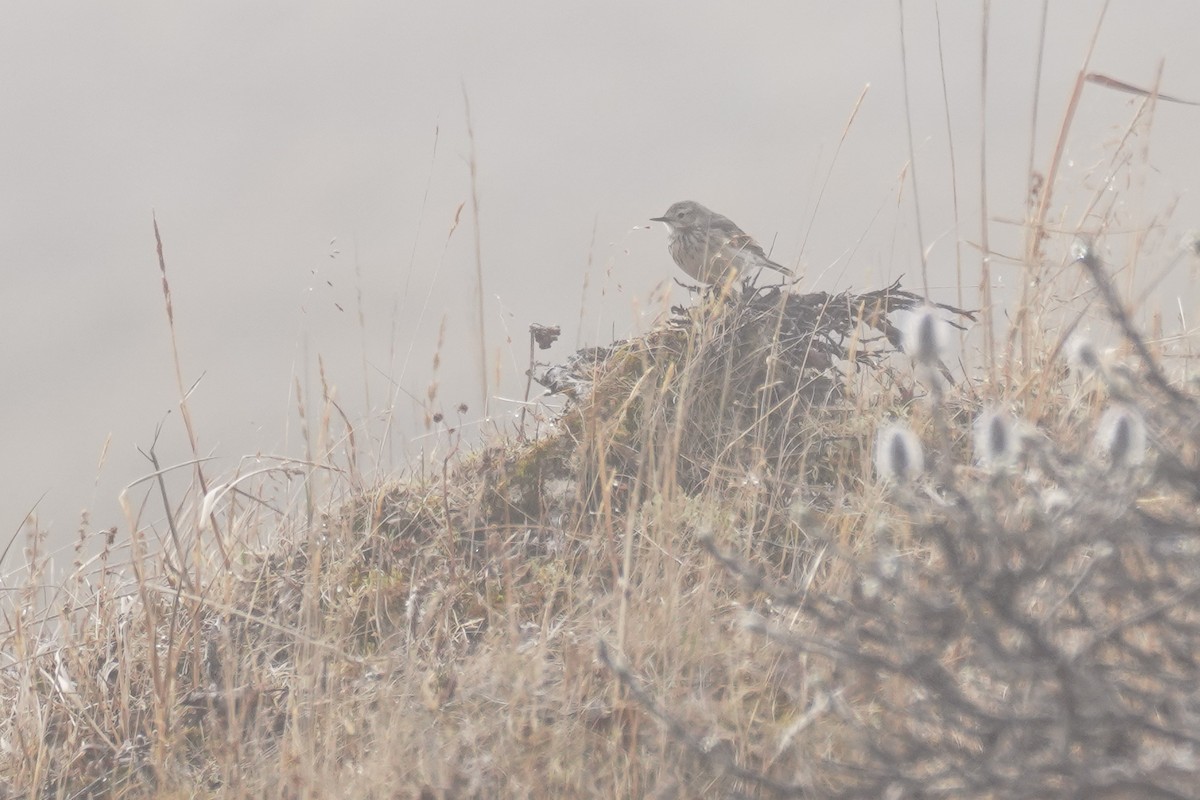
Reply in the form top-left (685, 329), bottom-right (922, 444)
top-left (3, 2), bottom-right (1199, 569)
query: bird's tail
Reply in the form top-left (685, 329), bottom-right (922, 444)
top-left (766, 258), bottom-right (795, 278)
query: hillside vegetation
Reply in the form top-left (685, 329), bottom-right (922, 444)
top-left (5, 225), bottom-right (1200, 799)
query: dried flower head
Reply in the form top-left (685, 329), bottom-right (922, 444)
top-left (1065, 334), bottom-right (1102, 378)
top-left (902, 306), bottom-right (950, 367)
top-left (875, 423), bottom-right (925, 483)
top-left (1095, 404), bottom-right (1146, 468)
top-left (974, 409), bottom-right (1020, 469)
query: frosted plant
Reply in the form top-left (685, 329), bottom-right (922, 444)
top-left (973, 409), bottom-right (1020, 470)
top-left (902, 306), bottom-right (950, 368)
top-left (1094, 404), bottom-right (1147, 468)
top-left (1064, 334), bottom-right (1102, 379)
top-left (874, 423), bottom-right (925, 484)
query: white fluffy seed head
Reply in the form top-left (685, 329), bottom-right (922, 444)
top-left (1071, 235), bottom-right (1098, 267)
top-left (874, 423), bottom-right (925, 484)
top-left (1065, 334), bottom-right (1102, 378)
top-left (1095, 404), bottom-right (1147, 468)
top-left (902, 307), bottom-right (950, 367)
top-left (974, 409), bottom-right (1019, 470)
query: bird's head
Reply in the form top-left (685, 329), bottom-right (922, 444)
top-left (651, 200), bottom-right (708, 231)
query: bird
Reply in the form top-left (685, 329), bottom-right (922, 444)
top-left (650, 200), bottom-right (794, 284)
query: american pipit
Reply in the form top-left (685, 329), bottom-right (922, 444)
top-left (651, 200), bottom-right (793, 284)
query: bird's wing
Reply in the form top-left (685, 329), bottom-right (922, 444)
top-left (725, 230), bottom-right (770, 260)
top-left (722, 228), bottom-right (794, 277)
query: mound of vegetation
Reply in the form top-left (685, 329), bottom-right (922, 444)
top-left (4, 258), bottom-right (1200, 799)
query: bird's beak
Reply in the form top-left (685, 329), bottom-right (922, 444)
top-left (650, 216), bottom-right (667, 223)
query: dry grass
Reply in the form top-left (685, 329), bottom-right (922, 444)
top-left (6, 238), bottom-right (1200, 797)
top-left (7, 19), bottom-right (1200, 795)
